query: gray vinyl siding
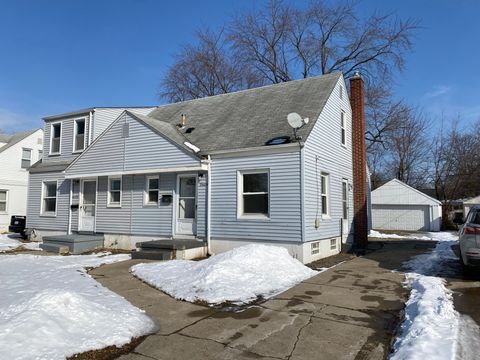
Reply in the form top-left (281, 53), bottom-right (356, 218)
top-left (26, 171), bottom-right (70, 231)
top-left (210, 152), bottom-right (302, 242)
top-left (303, 76), bottom-right (354, 242)
top-left (94, 173), bottom-right (174, 236)
top-left (67, 113), bottom-right (200, 177)
top-left (93, 108), bottom-right (154, 139)
top-left (43, 114), bottom-right (90, 162)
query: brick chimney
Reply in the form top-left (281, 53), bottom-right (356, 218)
top-left (350, 72), bottom-right (368, 249)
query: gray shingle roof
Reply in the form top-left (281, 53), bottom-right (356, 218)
top-left (29, 159), bottom-right (72, 173)
top-left (0, 129), bottom-right (40, 155)
top-left (147, 72), bottom-right (342, 153)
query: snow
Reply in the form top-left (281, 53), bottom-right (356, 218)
top-left (0, 233), bottom-right (42, 252)
top-left (389, 236), bottom-right (464, 360)
top-left (0, 253), bottom-right (156, 360)
top-left (369, 230), bottom-right (458, 242)
top-left (131, 244), bottom-right (317, 306)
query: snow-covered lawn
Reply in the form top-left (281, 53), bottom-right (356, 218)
top-left (131, 244), bottom-right (317, 306)
top-left (389, 232), bottom-right (479, 360)
top-left (0, 253), bottom-right (156, 360)
top-left (370, 230), bottom-right (457, 241)
top-left (0, 233), bottom-right (42, 252)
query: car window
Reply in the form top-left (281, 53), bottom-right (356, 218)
top-left (469, 210), bottom-right (480, 225)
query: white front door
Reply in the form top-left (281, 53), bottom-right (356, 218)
top-left (80, 180), bottom-right (96, 232)
top-left (176, 175), bottom-right (197, 236)
top-left (342, 179), bottom-right (349, 240)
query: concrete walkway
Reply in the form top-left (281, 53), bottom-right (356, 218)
top-left (89, 244), bottom-right (417, 360)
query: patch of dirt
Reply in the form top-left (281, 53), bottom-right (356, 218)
top-left (306, 252), bottom-right (355, 270)
top-left (67, 336), bottom-right (146, 360)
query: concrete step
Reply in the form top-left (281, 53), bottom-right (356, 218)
top-left (131, 250), bottom-right (171, 261)
top-left (40, 243), bottom-right (70, 254)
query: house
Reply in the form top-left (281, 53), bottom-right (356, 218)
top-left (0, 129), bottom-right (44, 232)
top-left (371, 179), bottom-right (442, 232)
top-left (463, 196), bottom-right (480, 217)
top-left (26, 72), bottom-right (369, 263)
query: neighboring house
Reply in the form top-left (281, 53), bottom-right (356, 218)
top-left (0, 129), bottom-right (44, 232)
top-left (27, 73), bottom-right (369, 263)
top-left (371, 179), bottom-right (442, 232)
top-left (464, 196), bottom-right (480, 217)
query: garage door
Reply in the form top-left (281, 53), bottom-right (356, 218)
top-left (372, 204), bottom-right (430, 231)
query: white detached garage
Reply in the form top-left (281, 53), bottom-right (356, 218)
top-left (372, 179), bottom-right (442, 232)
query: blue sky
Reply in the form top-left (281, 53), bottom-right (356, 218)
top-left (0, 0), bottom-right (478, 132)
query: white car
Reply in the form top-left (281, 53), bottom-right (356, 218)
top-left (459, 205), bottom-right (480, 271)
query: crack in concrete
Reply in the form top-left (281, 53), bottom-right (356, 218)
top-left (132, 350), bottom-right (160, 360)
top-left (286, 312), bottom-right (314, 360)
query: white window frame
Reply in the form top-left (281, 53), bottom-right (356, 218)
top-left (321, 173), bottom-right (330, 217)
top-left (72, 118), bottom-right (87, 153)
top-left (237, 169), bottom-right (270, 220)
top-left (330, 238), bottom-right (337, 250)
top-left (144, 175), bottom-right (160, 206)
top-left (107, 176), bottom-right (122, 207)
top-left (21, 148), bottom-right (32, 169)
top-left (311, 242), bottom-right (319, 255)
top-left (40, 180), bottom-right (58, 217)
top-left (49, 122), bottom-right (62, 155)
top-left (341, 111), bottom-right (347, 147)
top-left (0, 190), bottom-right (8, 214)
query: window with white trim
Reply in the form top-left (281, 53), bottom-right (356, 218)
top-left (0, 190), bottom-right (7, 213)
top-left (73, 119), bottom-right (86, 152)
top-left (341, 111), bottom-right (346, 146)
top-left (330, 238), bottom-right (337, 250)
top-left (145, 176), bottom-right (159, 205)
top-left (21, 148), bottom-right (32, 169)
top-left (42, 181), bottom-right (57, 215)
top-left (321, 173), bottom-right (329, 216)
top-left (311, 242), bottom-right (319, 255)
top-left (108, 177), bottom-right (122, 206)
top-left (50, 123), bottom-right (61, 154)
top-left (238, 170), bottom-right (269, 218)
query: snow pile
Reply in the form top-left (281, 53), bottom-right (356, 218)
top-left (131, 244), bottom-right (317, 305)
top-left (369, 230), bottom-right (458, 242)
top-left (0, 233), bottom-right (42, 252)
top-left (390, 240), bottom-right (460, 360)
top-left (0, 253), bottom-right (156, 360)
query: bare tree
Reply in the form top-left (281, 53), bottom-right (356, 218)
top-left (160, 29), bottom-right (261, 102)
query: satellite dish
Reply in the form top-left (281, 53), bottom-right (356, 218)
top-left (287, 112), bottom-right (304, 129)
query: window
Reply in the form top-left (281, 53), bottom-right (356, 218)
top-left (0, 190), bottom-right (7, 213)
top-left (21, 148), bottom-right (32, 169)
top-left (321, 173), bottom-right (329, 216)
top-left (38, 150), bottom-right (43, 159)
top-left (341, 111), bottom-right (346, 146)
top-left (73, 119), bottom-right (86, 152)
top-left (145, 176), bottom-right (159, 205)
top-left (238, 170), bottom-right (269, 218)
top-left (108, 177), bottom-right (122, 207)
top-left (42, 181), bottom-right (57, 215)
top-left (330, 238), bottom-right (337, 250)
top-left (311, 242), bottom-right (319, 255)
top-left (50, 123), bottom-right (61, 154)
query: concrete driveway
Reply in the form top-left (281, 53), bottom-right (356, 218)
top-left (89, 244), bottom-right (418, 360)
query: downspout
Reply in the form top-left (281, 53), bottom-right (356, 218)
top-left (67, 179), bottom-right (73, 235)
top-left (206, 155), bottom-right (214, 256)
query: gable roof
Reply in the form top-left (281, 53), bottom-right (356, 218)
top-left (146, 72), bottom-right (342, 153)
top-left (372, 178), bottom-right (442, 206)
top-left (0, 129), bottom-right (41, 155)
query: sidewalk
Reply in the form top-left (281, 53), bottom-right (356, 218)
top-left (89, 244), bottom-right (416, 360)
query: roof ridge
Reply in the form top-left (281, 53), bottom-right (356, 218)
top-left (153, 72), bottom-right (343, 110)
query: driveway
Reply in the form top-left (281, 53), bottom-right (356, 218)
top-left (89, 243), bottom-right (421, 360)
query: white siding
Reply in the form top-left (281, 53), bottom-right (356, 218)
top-left (303, 77), bottom-right (354, 243)
top-left (210, 152), bottom-right (302, 242)
top-left (0, 130), bottom-right (44, 230)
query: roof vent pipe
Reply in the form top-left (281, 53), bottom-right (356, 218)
top-left (181, 114), bottom-right (187, 127)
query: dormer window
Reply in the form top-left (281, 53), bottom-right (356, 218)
top-left (50, 122), bottom-right (61, 155)
top-left (74, 119), bottom-right (86, 152)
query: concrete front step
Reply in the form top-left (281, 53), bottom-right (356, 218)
top-left (40, 243), bottom-right (70, 254)
top-left (131, 250), bottom-right (171, 261)
top-left (42, 234), bottom-right (104, 254)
